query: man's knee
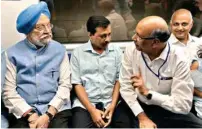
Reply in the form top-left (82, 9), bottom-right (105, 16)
top-left (48, 109), bottom-right (72, 128)
top-left (111, 100), bottom-right (137, 128)
top-left (185, 112), bottom-right (202, 128)
top-left (72, 107), bottom-right (95, 128)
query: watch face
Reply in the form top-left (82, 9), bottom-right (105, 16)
top-left (147, 93), bottom-right (152, 100)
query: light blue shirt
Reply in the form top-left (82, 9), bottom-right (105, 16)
top-left (193, 58), bottom-right (202, 102)
top-left (198, 58), bottom-right (202, 73)
top-left (71, 40), bottom-right (122, 109)
top-left (192, 59), bottom-right (202, 118)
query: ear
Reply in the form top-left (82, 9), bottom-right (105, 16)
top-left (190, 20), bottom-right (194, 28)
top-left (153, 39), bottom-right (160, 44)
top-left (88, 32), bottom-right (92, 37)
top-left (152, 39), bottom-right (160, 48)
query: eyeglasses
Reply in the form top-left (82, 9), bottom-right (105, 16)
top-left (132, 32), bottom-right (156, 41)
top-left (34, 23), bottom-right (53, 31)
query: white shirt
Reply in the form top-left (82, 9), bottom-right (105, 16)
top-left (119, 42), bottom-right (194, 116)
top-left (168, 34), bottom-right (202, 65)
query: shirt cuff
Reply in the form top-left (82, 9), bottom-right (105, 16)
top-left (71, 80), bottom-right (82, 85)
top-left (130, 101), bottom-right (144, 116)
top-left (149, 90), bottom-right (169, 106)
top-left (49, 97), bottom-right (64, 111)
top-left (13, 103), bottom-right (32, 119)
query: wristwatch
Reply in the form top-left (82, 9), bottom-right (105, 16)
top-left (25, 109), bottom-right (36, 120)
top-left (45, 111), bottom-right (54, 121)
top-left (146, 93), bottom-right (152, 100)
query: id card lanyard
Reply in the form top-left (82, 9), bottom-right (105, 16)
top-left (141, 43), bottom-right (172, 80)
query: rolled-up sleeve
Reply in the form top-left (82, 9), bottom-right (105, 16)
top-left (70, 49), bottom-right (82, 85)
top-left (49, 52), bottom-right (72, 110)
top-left (2, 52), bottom-right (32, 118)
top-left (119, 45), bottom-right (143, 116)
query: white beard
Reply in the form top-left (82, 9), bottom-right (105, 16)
top-left (33, 36), bottom-right (52, 47)
top-left (28, 31), bottom-right (52, 47)
top-left (34, 41), bottom-right (46, 47)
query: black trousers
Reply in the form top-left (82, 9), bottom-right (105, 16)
top-left (9, 109), bottom-right (72, 128)
top-left (72, 101), bottom-right (136, 128)
top-left (118, 99), bottom-right (202, 128)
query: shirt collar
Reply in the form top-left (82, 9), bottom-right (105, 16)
top-left (25, 38), bottom-right (38, 50)
top-left (83, 40), bottom-right (114, 53)
top-left (143, 42), bottom-right (169, 61)
top-left (158, 42), bottom-right (169, 60)
top-left (25, 38), bottom-right (48, 51)
top-left (169, 33), bottom-right (195, 45)
top-left (83, 40), bottom-right (94, 52)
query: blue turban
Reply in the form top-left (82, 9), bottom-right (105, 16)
top-left (16, 1), bottom-right (51, 34)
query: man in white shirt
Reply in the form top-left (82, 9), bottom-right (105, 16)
top-left (119, 16), bottom-right (202, 128)
top-left (169, 9), bottom-right (202, 65)
top-left (169, 9), bottom-right (202, 120)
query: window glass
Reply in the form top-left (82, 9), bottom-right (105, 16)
top-left (40, 0), bottom-right (202, 44)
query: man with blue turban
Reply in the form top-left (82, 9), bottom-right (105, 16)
top-left (2, 1), bottom-right (72, 128)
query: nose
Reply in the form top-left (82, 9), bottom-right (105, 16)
top-left (132, 34), bottom-right (138, 42)
top-left (178, 24), bottom-right (183, 30)
top-left (44, 25), bottom-right (51, 33)
top-left (105, 34), bottom-right (111, 42)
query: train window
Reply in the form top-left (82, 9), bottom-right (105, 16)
top-left (40, 0), bottom-right (202, 44)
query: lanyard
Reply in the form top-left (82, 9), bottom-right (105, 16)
top-left (141, 43), bottom-right (172, 80)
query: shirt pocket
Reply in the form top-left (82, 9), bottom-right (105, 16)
top-left (158, 79), bottom-right (172, 94)
top-left (103, 66), bottom-right (117, 84)
top-left (47, 68), bottom-right (60, 82)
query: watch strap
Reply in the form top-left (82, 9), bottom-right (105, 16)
top-left (45, 111), bottom-right (54, 121)
top-left (146, 93), bottom-right (152, 100)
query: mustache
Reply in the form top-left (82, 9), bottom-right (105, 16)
top-left (105, 41), bottom-right (109, 44)
top-left (40, 33), bottom-right (52, 39)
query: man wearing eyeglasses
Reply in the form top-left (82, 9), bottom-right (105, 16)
top-left (119, 16), bottom-right (202, 128)
top-left (169, 9), bottom-right (202, 65)
top-left (70, 16), bottom-right (122, 128)
top-left (2, 2), bottom-right (72, 128)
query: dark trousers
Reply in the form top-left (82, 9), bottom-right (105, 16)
top-left (9, 109), bottom-right (71, 128)
top-left (72, 101), bottom-right (135, 128)
top-left (118, 99), bottom-right (202, 128)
